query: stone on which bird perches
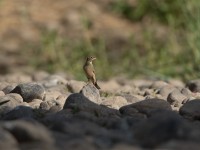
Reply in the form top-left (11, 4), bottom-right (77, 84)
top-left (80, 83), bottom-right (102, 104)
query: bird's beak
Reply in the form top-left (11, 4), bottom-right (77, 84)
top-left (92, 57), bottom-right (96, 61)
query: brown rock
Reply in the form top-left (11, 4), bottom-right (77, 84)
top-left (150, 81), bottom-right (168, 89)
top-left (67, 80), bottom-right (85, 93)
top-left (101, 96), bottom-right (127, 109)
top-left (167, 90), bottom-right (188, 107)
top-left (0, 127), bottom-right (18, 150)
top-left (0, 91), bottom-right (5, 96)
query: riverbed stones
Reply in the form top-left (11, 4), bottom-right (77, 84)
top-left (10, 83), bottom-right (45, 102)
top-left (0, 73), bottom-right (199, 149)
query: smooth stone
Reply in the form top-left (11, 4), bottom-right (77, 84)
top-left (0, 94), bottom-right (23, 115)
top-left (2, 106), bottom-right (34, 120)
top-left (66, 80), bottom-right (85, 93)
top-left (101, 96), bottom-right (127, 109)
top-left (179, 99), bottom-right (200, 120)
top-left (80, 83), bottom-right (102, 104)
top-left (134, 111), bottom-right (189, 148)
top-left (10, 83), bottom-right (45, 102)
top-left (120, 99), bottom-right (172, 116)
top-left (167, 90), bottom-right (188, 107)
top-left (186, 80), bottom-right (200, 92)
top-left (1, 120), bottom-right (54, 144)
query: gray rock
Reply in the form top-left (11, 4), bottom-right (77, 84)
top-left (40, 100), bottom-right (58, 110)
top-left (157, 140), bottom-right (200, 150)
top-left (2, 106), bottom-right (33, 120)
top-left (120, 99), bottom-right (172, 116)
top-left (181, 88), bottom-right (192, 97)
top-left (179, 99), bottom-right (200, 120)
top-left (186, 80), bottom-right (200, 92)
top-left (67, 80), bottom-right (85, 93)
top-left (64, 93), bottom-right (119, 117)
top-left (134, 111), bottom-right (189, 148)
top-left (80, 83), bottom-right (102, 104)
top-left (158, 85), bottom-right (177, 99)
top-left (1, 120), bottom-right (54, 145)
top-left (11, 83), bottom-right (45, 102)
top-left (167, 90), bottom-right (188, 107)
top-left (0, 94), bottom-right (23, 115)
top-left (2, 85), bottom-right (16, 94)
top-left (63, 93), bottom-right (99, 111)
top-left (0, 127), bottom-right (19, 150)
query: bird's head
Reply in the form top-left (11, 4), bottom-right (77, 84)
top-left (86, 56), bottom-right (96, 63)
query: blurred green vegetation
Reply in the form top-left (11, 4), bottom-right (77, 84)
top-left (26, 0), bottom-right (200, 81)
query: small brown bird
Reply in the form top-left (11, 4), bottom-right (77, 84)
top-left (83, 56), bottom-right (101, 89)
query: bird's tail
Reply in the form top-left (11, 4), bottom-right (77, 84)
top-left (94, 82), bottom-right (101, 89)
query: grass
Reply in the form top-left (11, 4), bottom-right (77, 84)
top-left (22, 0), bottom-right (200, 81)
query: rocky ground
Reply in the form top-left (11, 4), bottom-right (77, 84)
top-left (0, 72), bottom-right (200, 149)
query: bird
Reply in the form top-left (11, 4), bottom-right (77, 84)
top-left (83, 56), bottom-right (101, 89)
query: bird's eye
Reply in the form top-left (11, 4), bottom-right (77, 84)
top-left (90, 56), bottom-right (92, 58)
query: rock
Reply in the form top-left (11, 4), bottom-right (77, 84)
top-left (168, 79), bottom-right (184, 87)
top-left (158, 85), bottom-right (177, 99)
top-left (157, 140), bottom-right (200, 150)
top-left (131, 79), bottom-right (153, 89)
top-left (118, 93), bottom-right (142, 104)
top-left (179, 99), bottom-right (200, 120)
top-left (63, 93), bottom-right (99, 111)
top-left (10, 83), bottom-right (45, 102)
top-left (0, 73), bottom-right (32, 83)
top-left (80, 83), bottom-right (102, 104)
top-left (67, 80), bottom-right (85, 93)
top-left (134, 111), bottom-right (188, 148)
top-left (0, 91), bottom-right (5, 96)
top-left (101, 96), bottom-right (127, 109)
top-left (1, 120), bottom-right (54, 145)
top-left (2, 85), bottom-right (16, 94)
top-left (111, 144), bottom-right (142, 150)
top-left (0, 127), bottom-right (19, 150)
top-left (181, 88), bottom-right (192, 97)
top-left (120, 99), bottom-right (172, 116)
top-left (150, 81), bottom-right (168, 89)
top-left (40, 100), bottom-right (59, 111)
top-left (64, 93), bottom-right (119, 117)
top-left (2, 106), bottom-right (34, 120)
top-left (0, 94), bottom-right (23, 115)
top-left (186, 80), bottom-right (200, 92)
top-left (0, 82), bottom-right (11, 91)
top-left (28, 99), bottom-right (43, 109)
top-left (32, 71), bottom-right (49, 81)
top-left (44, 91), bottom-right (61, 101)
top-left (98, 80), bottom-right (121, 92)
top-left (56, 94), bottom-right (69, 107)
top-left (42, 75), bottom-right (67, 88)
top-left (167, 90), bottom-right (188, 107)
